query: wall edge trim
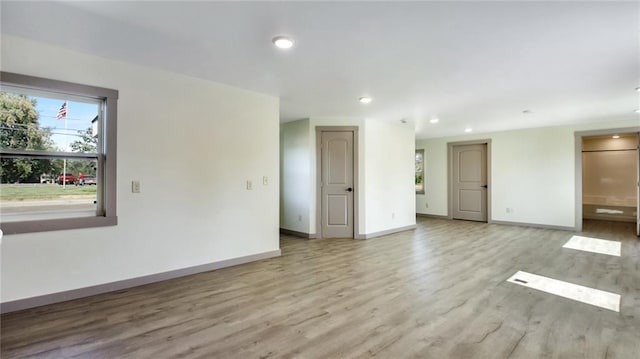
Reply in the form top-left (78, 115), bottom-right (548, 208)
top-left (416, 213), bottom-right (449, 219)
top-left (280, 228), bottom-right (317, 239)
top-left (490, 220), bottom-right (575, 232)
top-left (356, 224), bottom-right (417, 239)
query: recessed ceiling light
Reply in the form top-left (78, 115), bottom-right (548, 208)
top-left (635, 109), bottom-right (640, 113)
top-left (272, 36), bottom-right (294, 49)
top-left (359, 96), bottom-right (372, 104)
top-left (612, 135), bottom-right (620, 139)
top-left (464, 128), bottom-right (473, 133)
top-left (430, 118), bottom-right (440, 124)
top-left (636, 87), bottom-right (640, 92)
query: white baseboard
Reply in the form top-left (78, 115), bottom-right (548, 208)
top-left (490, 220), bottom-right (575, 231)
top-left (280, 228), bottom-right (317, 239)
top-left (1, 249), bottom-right (281, 314)
top-left (355, 224), bottom-right (417, 239)
top-left (416, 213), bottom-right (449, 219)
top-left (417, 215), bottom-right (576, 231)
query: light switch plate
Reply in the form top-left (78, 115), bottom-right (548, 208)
top-left (132, 180), bottom-right (140, 193)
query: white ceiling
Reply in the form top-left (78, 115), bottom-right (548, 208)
top-left (2, 1), bottom-right (639, 138)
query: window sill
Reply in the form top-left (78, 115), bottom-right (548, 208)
top-left (1, 216), bottom-right (117, 235)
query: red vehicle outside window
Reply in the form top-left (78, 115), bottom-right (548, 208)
top-left (57, 173), bottom-right (75, 185)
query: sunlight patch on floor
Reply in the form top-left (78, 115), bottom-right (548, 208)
top-left (562, 235), bottom-right (621, 257)
top-left (507, 271), bottom-right (620, 312)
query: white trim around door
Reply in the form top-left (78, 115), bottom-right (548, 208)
top-left (447, 139), bottom-right (492, 222)
top-left (315, 126), bottom-right (360, 239)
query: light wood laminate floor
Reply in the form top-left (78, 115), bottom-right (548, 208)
top-left (2, 219), bottom-right (639, 358)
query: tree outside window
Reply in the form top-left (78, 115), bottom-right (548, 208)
top-left (0, 71), bottom-right (118, 234)
top-left (415, 149), bottom-right (424, 194)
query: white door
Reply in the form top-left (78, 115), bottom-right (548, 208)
top-left (452, 144), bottom-right (488, 222)
top-left (637, 133), bottom-right (639, 236)
top-left (321, 131), bottom-right (354, 238)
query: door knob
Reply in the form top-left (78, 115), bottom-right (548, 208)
top-left (482, 185), bottom-right (488, 188)
top-left (347, 187), bottom-right (353, 192)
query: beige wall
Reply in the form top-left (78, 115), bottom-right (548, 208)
top-left (582, 134), bottom-right (638, 207)
top-left (583, 135), bottom-right (637, 151)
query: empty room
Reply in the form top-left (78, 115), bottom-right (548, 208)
top-left (1, 1), bottom-right (639, 358)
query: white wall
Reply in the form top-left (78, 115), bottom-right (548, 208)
top-left (280, 117), bottom-right (416, 236)
top-left (1, 35), bottom-right (280, 303)
top-left (363, 119), bottom-right (416, 234)
top-left (280, 119), bottom-right (312, 233)
top-left (416, 119), bottom-right (639, 228)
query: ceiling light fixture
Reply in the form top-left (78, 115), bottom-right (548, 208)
top-left (612, 135), bottom-right (620, 139)
top-left (636, 87), bottom-right (640, 92)
top-left (272, 36), bottom-right (294, 49)
top-left (430, 118), bottom-right (440, 124)
top-left (635, 109), bottom-right (640, 113)
top-left (464, 128), bottom-right (473, 133)
top-left (359, 96), bottom-right (372, 104)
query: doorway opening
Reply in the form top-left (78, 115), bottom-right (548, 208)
top-left (575, 128), bottom-right (639, 236)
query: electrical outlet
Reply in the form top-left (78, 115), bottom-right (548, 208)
top-left (132, 180), bottom-right (140, 193)
top-left (246, 180), bottom-right (253, 190)
top-left (263, 176), bottom-right (268, 185)
top-left (425, 202), bottom-right (429, 208)
top-left (391, 212), bottom-right (395, 219)
top-left (297, 215), bottom-right (302, 222)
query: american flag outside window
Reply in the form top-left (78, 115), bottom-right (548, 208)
top-left (56, 101), bottom-right (67, 120)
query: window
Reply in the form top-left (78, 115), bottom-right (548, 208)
top-left (0, 72), bottom-right (118, 234)
top-left (415, 149), bottom-right (424, 194)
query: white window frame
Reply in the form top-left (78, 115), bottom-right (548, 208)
top-left (0, 72), bottom-right (118, 234)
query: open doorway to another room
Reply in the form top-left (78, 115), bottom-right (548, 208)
top-left (580, 132), bottom-right (639, 236)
